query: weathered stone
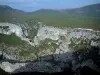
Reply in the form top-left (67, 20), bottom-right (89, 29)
top-left (0, 22), bottom-right (100, 73)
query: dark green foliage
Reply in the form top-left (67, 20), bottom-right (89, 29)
top-left (0, 33), bottom-right (25, 46)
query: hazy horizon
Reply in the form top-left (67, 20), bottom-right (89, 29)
top-left (0, 0), bottom-right (100, 12)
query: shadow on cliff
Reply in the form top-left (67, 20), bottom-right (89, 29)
top-left (0, 46), bottom-right (100, 75)
top-left (0, 66), bottom-right (100, 75)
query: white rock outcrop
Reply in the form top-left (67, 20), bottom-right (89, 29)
top-left (0, 23), bottom-right (23, 37)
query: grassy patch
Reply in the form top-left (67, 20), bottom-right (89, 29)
top-left (0, 33), bottom-right (25, 46)
top-left (1, 11), bottom-right (100, 29)
top-left (27, 13), bottom-right (100, 29)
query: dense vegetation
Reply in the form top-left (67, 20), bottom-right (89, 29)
top-left (0, 33), bottom-right (25, 46)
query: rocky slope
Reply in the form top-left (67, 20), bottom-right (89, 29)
top-left (0, 22), bottom-right (100, 74)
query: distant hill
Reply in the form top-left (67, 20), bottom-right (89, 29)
top-left (0, 4), bottom-right (100, 29)
top-left (34, 9), bottom-right (60, 13)
top-left (0, 5), bottom-right (26, 23)
top-left (0, 5), bottom-right (24, 13)
top-left (63, 3), bottom-right (100, 17)
top-left (30, 3), bottom-right (100, 17)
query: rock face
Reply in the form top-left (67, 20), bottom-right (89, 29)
top-left (0, 22), bottom-right (100, 73)
top-left (0, 23), bottom-right (24, 37)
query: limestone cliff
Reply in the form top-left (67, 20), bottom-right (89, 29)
top-left (0, 22), bottom-right (100, 73)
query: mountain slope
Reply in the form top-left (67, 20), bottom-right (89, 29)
top-left (0, 4), bottom-right (100, 29)
top-left (0, 5), bottom-right (24, 13)
top-left (0, 5), bottom-right (26, 23)
top-left (63, 3), bottom-right (100, 17)
top-left (26, 3), bottom-right (100, 29)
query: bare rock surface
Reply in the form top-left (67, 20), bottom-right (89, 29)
top-left (0, 22), bottom-right (100, 73)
